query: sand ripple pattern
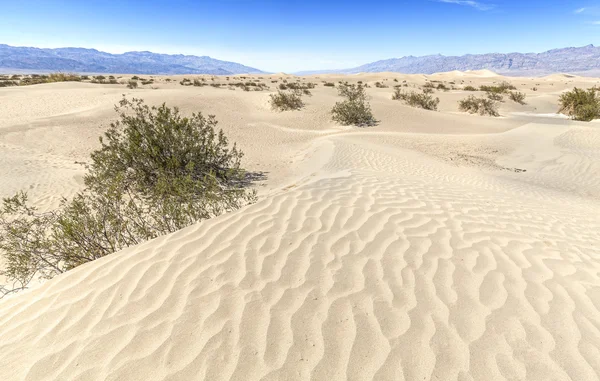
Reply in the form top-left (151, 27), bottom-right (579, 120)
top-left (0, 160), bottom-right (599, 381)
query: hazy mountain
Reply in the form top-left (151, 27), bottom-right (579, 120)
top-left (296, 45), bottom-right (600, 76)
top-left (0, 44), bottom-right (264, 75)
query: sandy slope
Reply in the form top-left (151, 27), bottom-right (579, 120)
top-left (0, 72), bottom-right (599, 380)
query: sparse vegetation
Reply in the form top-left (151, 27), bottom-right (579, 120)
top-left (486, 91), bottom-right (504, 102)
top-left (392, 89), bottom-right (440, 111)
top-left (0, 98), bottom-right (257, 297)
top-left (458, 95), bottom-right (499, 117)
top-left (269, 90), bottom-right (304, 111)
top-left (558, 87), bottom-right (600, 121)
top-left (463, 85), bottom-right (477, 91)
top-left (508, 91), bottom-right (527, 105)
top-left (127, 80), bottom-right (138, 89)
top-left (323, 82), bottom-right (335, 87)
top-left (331, 83), bottom-right (376, 127)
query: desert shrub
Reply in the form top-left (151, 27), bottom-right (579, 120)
top-left (480, 81), bottom-right (515, 94)
top-left (193, 79), bottom-right (206, 87)
top-left (375, 82), bottom-right (388, 88)
top-left (423, 82), bottom-right (435, 90)
top-left (463, 85), bottom-right (477, 91)
top-left (459, 95), bottom-right (499, 117)
top-left (46, 73), bottom-right (81, 82)
top-left (509, 91), bottom-right (527, 105)
top-left (0, 80), bottom-right (18, 87)
top-left (0, 98), bottom-right (256, 297)
top-left (558, 87), bottom-right (600, 121)
top-left (142, 80), bottom-right (153, 85)
top-left (323, 82), bottom-right (335, 87)
top-left (392, 89), bottom-right (440, 111)
top-left (269, 90), bottom-right (304, 111)
top-left (331, 83), bottom-right (376, 126)
top-left (131, 76), bottom-right (139, 80)
top-left (486, 91), bottom-right (504, 101)
top-left (436, 83), bottom-right (449, 91)
top-left (423, 87), bottom-right (435, 95)
top-left (127, 80), bottom-right (138, 89)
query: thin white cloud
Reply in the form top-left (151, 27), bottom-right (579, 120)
top-left (575, 7), bottom-right (586, 14)
top-left (437, 0), bottom-right (494, 11)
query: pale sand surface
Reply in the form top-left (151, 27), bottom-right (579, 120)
top-left (0, 72), bottom-right (599, 380)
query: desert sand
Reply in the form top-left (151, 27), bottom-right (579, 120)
top-left (0, 72), bottom-right (599, 380)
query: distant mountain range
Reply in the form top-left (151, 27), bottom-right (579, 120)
top-left (0, 44), bottom-right (264, 75)
top-left (296, 45), bottom-right (600, 76)
top-left (2, 44), bottom-right (600, 76)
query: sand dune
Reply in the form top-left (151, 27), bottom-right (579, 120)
top-left (0, 72), bottom-right (599, 380)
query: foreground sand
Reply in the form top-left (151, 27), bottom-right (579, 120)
top-left (0, 71), bottom-right (599, 380)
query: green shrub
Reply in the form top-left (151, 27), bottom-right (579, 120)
top-left (509, 91), bottom-right (527, 105)
top-left (323, 82), bottom-right (335, 87)
top-left (486, 91), bottom-right (503, 101)
top-left (331, 83), bottom-right (376, 126)
top-left (463, 85), bottom-right (477, 91)
top-left (0, 98), bottom-right (256, 297)
top-left (269, 90), bottom-right (304, 111)
top-left (375, 82), bottom-right (388, 88)
top-left (480, 81), bottom-right (516, 94)
top-left (392, 89), bottom-right (440, 111)
top-left (0, 80), bottom-right (18, 87)
top-left (558, 87), bottom-right (600, 121)
top-left (47, 73), bottom-right (81, 82)
top-left (436, 83), bottom-right (449, 91)
top-left (127, 80), bottom-right (138, 89)
top-left (459, 95), bottom-right (499, 117)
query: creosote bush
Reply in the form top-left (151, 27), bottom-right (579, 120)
top-left (269, 90), bottom-right (304, 111)
top-left (558, 87), bottom-right (600, 121)
top-left (458, 95), bottom-right (499, 117)
top-left (127, 80), bottom-right (138, 89)
top-left (392, 89), bottom-right (440, 111)
top-left (0, 98), bottom-right (257, 297)
top-left (509, 91), bottom-right (527, 105)
top-left (331, 83), bottom-right (376, 127)
top-left (463, 85), bottom-right (477, 91)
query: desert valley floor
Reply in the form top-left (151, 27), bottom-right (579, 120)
top-left (0, 71), bottom-right (599, 380)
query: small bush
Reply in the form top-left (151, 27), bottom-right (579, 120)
top-left (486, 91), bottom-right (504, 102)
top-left (509, 91), bottom-right (527, 105)
top-left (323, 82), bottom-right (335, 87)
top-left (463, 85), bottom-right (477, 91)
top-left (374, 82), bottom-right (388, 88)
top-left (270, 90), bottom-right (304, 111)
top-left (47, 73), bottom-right (81, 82)
top-left (459, 95), bottom-right (499, 117)
top-left (558, 87), bottom-right (600, 121)
top-left (331, 83), bottom-right (376, 126)
top-left (392, 89), bottom-right (440, 111)
top-left (436, 83), bottom-right (449, 91)
top-left (127, 80), bottom-right (138, 89)
top-left (480, 81), bottom-right (516, 94)
top-left (0, 98), bottom-right (256, 296)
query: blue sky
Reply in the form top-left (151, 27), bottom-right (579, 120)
top-left (0, 0), bottom-right (598, 72)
